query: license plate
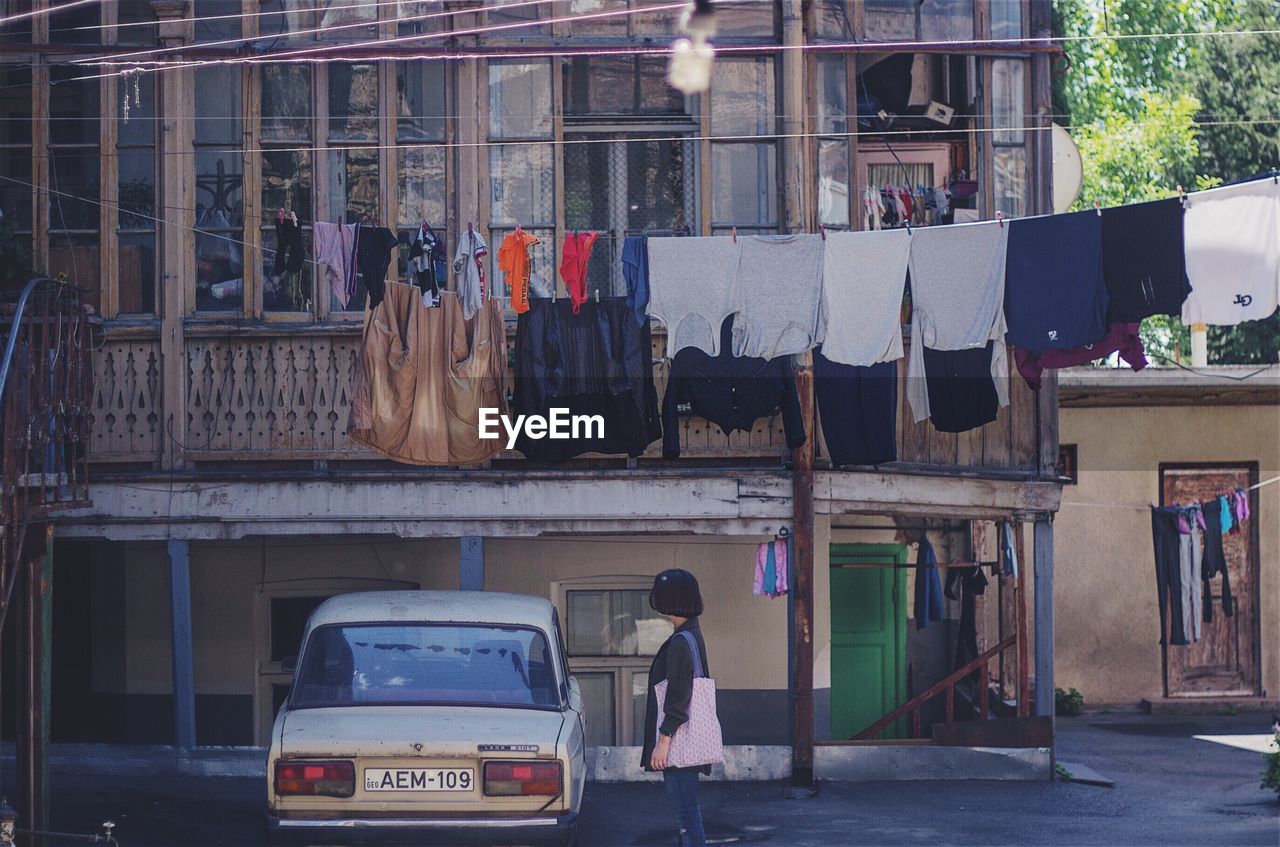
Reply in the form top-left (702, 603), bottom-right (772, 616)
top-left (364, 767), bottom-right (474, 792)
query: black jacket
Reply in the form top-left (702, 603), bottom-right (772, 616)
top-left (641, 618), bottom-right (711, 774)
top-left (662, 317), bottom-right (805, 458)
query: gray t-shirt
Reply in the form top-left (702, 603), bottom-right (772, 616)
top-left (733, 234), bottom-right (825, 360)
top-left (818, 228), bottom-right (911, 365)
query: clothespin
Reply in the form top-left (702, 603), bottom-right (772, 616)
top-left (1093, 200), bottom-right (1101, 217)
top-left (996, 211), bottom-right (1004, 228)
top-left (1271, 167), bottom-right (1278, 185)
top-left (289, 210), bottom-right (298, 226)
top-left (594, 288), bottom-right (600, 303)
top-left (1176, 184), bottom-right (1186, 206)
top-left (731, 226), bottom-right (737, 244)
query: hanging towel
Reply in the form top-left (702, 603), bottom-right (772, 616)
top-left (1218, 494), bottom-right (1234, 535)
top-left (621, 235), bottom-right (651, 326)
top-left (1234, 487), bottom-right (1250, 525)
top-left (1000, 520), bottom-right (1018, 579)
top-left (762, 542), bottom-right (777, 597)
top-left (774, 538), bottom-right (788, 595)
top-left (648, 236), bottom-right (740, 356)
top-left (816, 228), bottom-right (911, 366)
top-left (314, 221), bottom-right (359, 309)
top-left (905, 222), bottom-right (1010, 424)
top-left (1004, 209), bottom-right (1108, 353)
top-left (753, 542), bottom-right (768, 596)
top-left (732, 234), bottom-right (825, 360)
top-left (560, 231), bottom-right (599, 315)
top-left (913, 538), bottom-right (946, 631)
top-left (1102, 197), bottom-right (1191, 323)
top-left (1182, 177), bottom-right (1280, 326)
top-left (753, 540), bottom-right (789, 598)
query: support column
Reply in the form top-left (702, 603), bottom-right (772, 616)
top-left (788, 360), bottom-right (816, 791)
top-left (459, 536), bottom-right (484, 591)
top-left (167, 539), bottom-right (196, 748)
top-left (1033, 517), bottom-right (1055, 727)
top-left (16, 525), bottom-right (52, 838)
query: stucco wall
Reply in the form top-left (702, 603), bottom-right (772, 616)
top-left (1056, 403), bottom-right (1279, 706)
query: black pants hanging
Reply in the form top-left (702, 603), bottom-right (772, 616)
top-left (1150, 508), bottom-right (1189, 646)
top-left (273, 219), bottom-right (305, 275)
top-left (1199, 500), bottom-right (1234, 621)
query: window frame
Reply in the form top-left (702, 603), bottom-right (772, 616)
top-left (706, 55), bottom-right (781, 235)
top-left (112, 71), bottom-right (159, 316)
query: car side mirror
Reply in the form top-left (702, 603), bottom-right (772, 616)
top-left (282, 656), bottom-right (298, 674)
top-left (567, 675), bottom-right (582, 710)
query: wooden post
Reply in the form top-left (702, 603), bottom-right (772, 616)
top-left (16, 525), bottom-right (52, 842)
top-left (168, 539), bottom-right (197, 748)
top-left (1014, 520), bottom-right (1030, 717)
top-left (789, 359), bottom-right (815, 789)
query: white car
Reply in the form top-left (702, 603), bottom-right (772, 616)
top-left (266, 591), bottom-right (585, 846)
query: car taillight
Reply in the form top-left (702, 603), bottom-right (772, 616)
top-left (274, 761), bottom-right (355, 798)
top-left (483, 761), bottom-right (562, 796)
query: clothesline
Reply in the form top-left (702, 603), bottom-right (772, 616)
top-left (1062, 474), bottom-right (1280, 512)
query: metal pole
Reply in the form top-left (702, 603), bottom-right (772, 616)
top-left (1033, 516), bottom-right (1056, 752)
top-left (167, 539), bottom-right (197, 748)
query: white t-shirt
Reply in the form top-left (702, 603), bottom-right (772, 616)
top-left (452, 229), bottom-right (489, 320)
top-left (1182, 178), bottom-right (1280, 326)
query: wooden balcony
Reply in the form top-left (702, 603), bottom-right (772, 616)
top-left (88, 322), bottom-right (1049, 475)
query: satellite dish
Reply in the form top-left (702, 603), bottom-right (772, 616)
top-left (1052, 123), bottom-right (1083, 213)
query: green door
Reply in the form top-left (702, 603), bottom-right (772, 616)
top-left (829, 543), bottom-right (908, 739)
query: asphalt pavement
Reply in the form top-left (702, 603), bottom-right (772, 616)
top-left (9, 712), bottom-right (1278, 846)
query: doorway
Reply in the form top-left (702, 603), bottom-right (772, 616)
top-left (1159, 464), bottom-right (1262, 697)
top-left (829, 543), bottom-right (908, 739)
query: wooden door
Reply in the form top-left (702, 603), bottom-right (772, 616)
top-left (1160, 465), bottom-right (1261, 697)
top-left (829, 544), bottom-right (908, 739)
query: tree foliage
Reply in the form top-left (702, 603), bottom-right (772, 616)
top-left (1055, 0), bottom-right (1280, 364)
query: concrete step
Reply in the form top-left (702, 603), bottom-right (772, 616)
top-left (1140, 696), bottom-right (1280, 715)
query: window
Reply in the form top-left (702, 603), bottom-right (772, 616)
top-left (395, 60), bottom-right (448, 282)
top-left (554, 577), bottom-right (674, 746)
top-left (488, 60), bottom-right (556, 301)
top-left (47, 67), bottom-right (100, 309)
top-left (398, 0), bottom-right (448, 37)
top-left (194, 66), bottom-right (245, 312)
top-left (991, 59), bottom-right (1027, 218)
top-left (326, 63), bottom-right (379, 312)
top-left (563, 56), bottom-right (697, 296)
top-left (261, 65), bottom-right (314, 313)
top-left (0, 65), bottom-right (32, 274)
top-left (116, 74), bottom-right (157, 314)
top-left (0, 0), bottom-right (32, 43)
top-left (194, 0), bottom-right (242, 43)
top-left (293, 624), bottom-right (561, 708)
top-left (566, 1), bottom-right (689, 38)
top-left (864, 0), bottom-right (975, 41)
top-left (255, 0), bottom-right (378, 43)
top-left (116, 0), bottom-right (158, 46)
top-left (48, 0), bottom-right (99, 45)
top-left (816, 55), bottom-right (850, 228)
top-left (991, 0), bottom-right (1024, 40)
top-left (709, 57), bottom-right (778, 233)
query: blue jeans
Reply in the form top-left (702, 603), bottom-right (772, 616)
top-left (662, 768), bottom-right (706, 847)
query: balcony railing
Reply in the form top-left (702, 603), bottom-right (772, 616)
top-left (88, 323), bottom-right (1045, 473)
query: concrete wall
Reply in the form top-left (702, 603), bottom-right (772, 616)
top-left (1056, 404), bottom-right (1279, 706)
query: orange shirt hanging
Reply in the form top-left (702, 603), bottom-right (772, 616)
top-left (498, 229), bottom-right (541, 314)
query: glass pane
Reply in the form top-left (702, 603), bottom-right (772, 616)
top-left (118, 149), bottom-right (155, 226)
top-left (48, 151), bottom-right (99, 231)
top-left (0, 148), bottom-right (33, 234)
top-left (118, 74), bottom-right (155, 147)
top-left (992, 59), bottom-right (1026, 144)
top-left (711, 58), bottom-right (775, 137)
top-left (262, 225), bottom-right (312, 312)
top-left (261, 65), bottom-right (312, 142)
top-left (565, 589), bottom-right (673, 657)
top-left (196, 151), bottom-right (244, 311)
top-left (49, 68), bottom-right (98, 145)
top-left (329, 63), bottom-right (379, 141)
top-left (991, 0), bottom-right (1022, 39)
top-left (48, 1), bottom-right (99, 44)
top-left (0, 64), bottom-right (31, 146)
top-left (568, 0), bottom-right (627, 37)
top-left (318, 0), bottom-right (377, 37)
top-left (398, 147), bottom-right (446, 227)
top-left (329, 147), bottom-right (379, 224)
top-left (0, 0), bottom-right (32, 44)
top-left (818, 139), bottom-right (850, 228)
top-left (294, 624), bottom-right (561, 707)
top-left (814, 0), bottom-right (855, 38)
top-left (194, 0), bottom-right (242, 43)
top-left (631, 672), bottom-right (648, 745)
top-left (489, 61), bottom-right (552, 138)
top-left (256, 0), bottom-right (310, 41)
top-left (994, 146), bottom-right (1026, 218)
top-left (398, 0), bottom-right (448, 36)
top-left (489, 144), bottom-right (554, 226)
top-left (117, 0), bottom-right (158, 45)
top-left (0, 65), bottom-right (32, 236)
top-left (632, 1), bottom-right (678, 36)
top-left (920, 0), bottom-right (974, 41)
top-left (816, 55), bottom-right (848, 135)
top-left (488, 0), bottom-right (543, 25)
top-left (397, 61), bottom-right (447, 142)
top-left (117, 232), bottom-right (156, 313)
top-left (196, 66), bottom-right (242, 144)
top-left (864, 0), bottom-right (915, 40)
top-left (713, 1), bottom-right (776, 39)
top-left (564, 57), bottom-right (688, 117)
top-left (576, 672), bottom-right (616, 747)
top-left (711, 143), bottom-right (777, 227)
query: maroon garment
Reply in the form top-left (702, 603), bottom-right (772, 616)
top-left (1013, 322), bottom-right (1148, 390)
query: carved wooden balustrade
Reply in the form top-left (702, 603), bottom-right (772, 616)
top-left (87, 324), bottom-right (1043, 472)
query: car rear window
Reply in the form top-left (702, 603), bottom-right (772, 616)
top-left (291, 624), bottom-right (561, 709)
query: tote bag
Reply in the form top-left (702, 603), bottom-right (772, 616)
top-left (653, 630), bottom-right (725, 768)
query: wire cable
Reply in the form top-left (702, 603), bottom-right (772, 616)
top-left (0, 0), bottom-right (96, 26)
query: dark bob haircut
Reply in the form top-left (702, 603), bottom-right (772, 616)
top-left (649, 569), bottom-right (703, 618)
